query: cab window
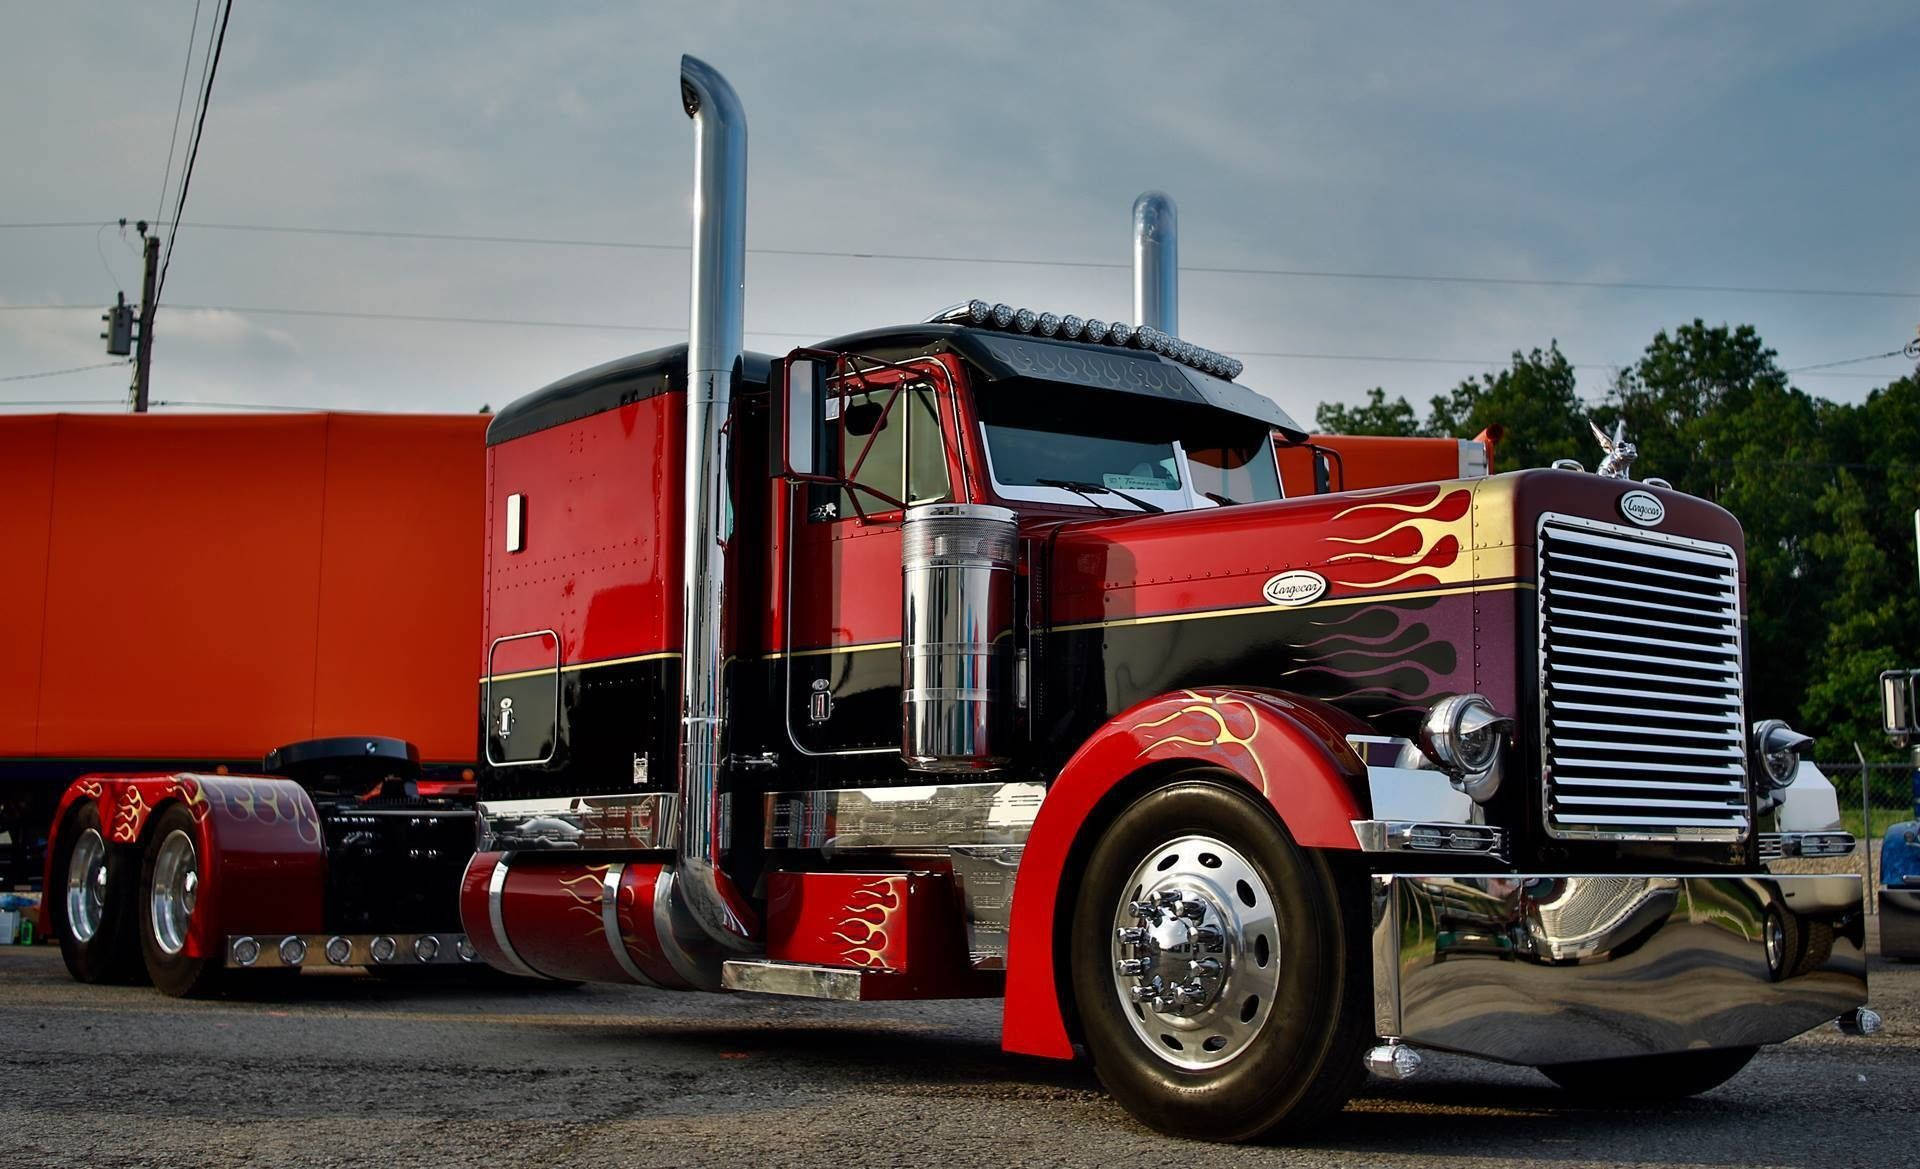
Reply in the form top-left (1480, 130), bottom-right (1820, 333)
top-left (813, 381), bottom-right (950, 521)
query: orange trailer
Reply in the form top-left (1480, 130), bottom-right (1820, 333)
top-left (0, 412), bottom-right (485, 885)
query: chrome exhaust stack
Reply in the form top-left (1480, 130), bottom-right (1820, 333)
top-left (1131, 191), bottom-right (1178, 336)
top-left (671, 54), bottom-right (757, 962)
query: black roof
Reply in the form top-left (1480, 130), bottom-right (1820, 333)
top-left (487, 325), bottom-right (1303, 446)
top-left (813, 324), bottom-right (1305, 440)
top-left (486, 344), bottom-right (773, 446)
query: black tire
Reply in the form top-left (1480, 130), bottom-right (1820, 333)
top-left (1539, 1046), bottom-right (1758, 1100)
top-left (49, 802), bottom-right (144, 984)
top-left (137, 805), bottom-right (225, 998)
top-left (1068, 777), bottom-right (1369, 1143)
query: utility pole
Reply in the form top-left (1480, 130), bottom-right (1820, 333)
top-left (131, 220), bottom-right (158, 413)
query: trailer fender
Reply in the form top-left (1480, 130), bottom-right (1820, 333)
top-left (42, 773), bottom-right (326, 960)
top-left (1000, 687), bottom-right (1369, 1060)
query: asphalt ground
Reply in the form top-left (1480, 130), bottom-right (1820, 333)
top-left (1, 931), bottom-right (1912, 1169)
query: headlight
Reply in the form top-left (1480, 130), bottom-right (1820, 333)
top-left (1419, 694), bottom-right (1513, 802)
top-left (1750, 719), bottom-right (1812, 791)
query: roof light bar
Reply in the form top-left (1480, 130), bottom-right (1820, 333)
top-left (936, 299), bottom-right (1244, 380)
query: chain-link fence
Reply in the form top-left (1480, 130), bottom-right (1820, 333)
top-left (1815, 759), bottom-right (1917, 912)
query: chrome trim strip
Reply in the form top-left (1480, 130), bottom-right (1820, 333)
top-left (1370, 873), bottom-right (1866, 1066)
top-left (763, 782), bottom-right (1045, 851)
top-left (486, 856), bottom-right (544, 980)
top-left (1350, 819), bottom-right (1507, 860)
top-left (720, 958), bottom-right (869, 1000)
top-left (478, 792), bottom-right (679, 852)
top-left (225, 932), bottom-right (481, 969)
top-left (1758, 831), bottom-right (1857, 860)
top-left (601, 863), bottom-right (657, 986)
top-left (948, 844), bottom-right (1022, 969)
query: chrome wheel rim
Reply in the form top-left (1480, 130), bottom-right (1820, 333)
top-left (149, 829), bottom-right (198, 956)
top-left (65, 828), bottom-right (109, 943)
top-left (1110, 833), bottom-right (1280, 1070)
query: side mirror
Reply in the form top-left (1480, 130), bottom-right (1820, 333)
top-left (1883, 669), bottom-right (1919, 743)
top-left (779, 356), bottom-right (825, 478)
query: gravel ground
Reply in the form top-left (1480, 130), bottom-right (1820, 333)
top-left (1, 928), bottom-right (1912, 1169)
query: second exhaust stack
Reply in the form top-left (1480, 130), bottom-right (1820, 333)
top-left (1132, 191), bottom-right (1178, 336)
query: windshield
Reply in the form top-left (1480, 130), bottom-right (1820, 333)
top-left (977, 380), bottom-right (1282, 509)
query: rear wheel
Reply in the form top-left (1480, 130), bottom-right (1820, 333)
top-left (50, 803), bottom-right (142, 984)
top-left (1068, 778), bottom-right (1368, 1142)
top-left (138, 805), bottom-right (225, 997)
top-left (1538, 1046), bottom-right (1758, 1099)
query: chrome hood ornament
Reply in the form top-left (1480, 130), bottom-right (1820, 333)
top-left (1589, 419), bottom-right (1637, 480)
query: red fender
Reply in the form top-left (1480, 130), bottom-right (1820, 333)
top-left (1000, 687), bottom-right (1370, 1059)
top-left (41, 773), bottom-right (326, 959)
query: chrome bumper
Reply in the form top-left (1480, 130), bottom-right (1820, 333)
top-left (1371, 874), bottom-right (1867, 1066)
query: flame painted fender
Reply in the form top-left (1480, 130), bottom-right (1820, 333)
top-left (1000, 687), bottom-right (1370, 1060)
top-left (41, 773), bottom-right (326, 959)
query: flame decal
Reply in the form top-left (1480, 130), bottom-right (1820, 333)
top-left (1315, 485), bottom-right (1473, 592)
top-left (831, 879), bottom-right (903, 968)
top-left (110, 786), bottom-right (149, 843)
top-left (1132, 690), bottom-right (1269, 790)
top-left (559, 869), bottom-right (606, 939)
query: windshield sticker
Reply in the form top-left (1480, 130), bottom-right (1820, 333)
top-left (1262, 570), bottom-right (1328, 607)
top-left (1102, 473), bottom-right (1174, 491)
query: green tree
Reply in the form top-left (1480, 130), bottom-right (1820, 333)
top-left (1425, 343), bottom-right (1588, 471)
top-left (1314, 387), bottom-right (1420, 436)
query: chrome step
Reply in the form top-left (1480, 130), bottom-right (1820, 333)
top-left (721, 959), bottom-right (874, 1001)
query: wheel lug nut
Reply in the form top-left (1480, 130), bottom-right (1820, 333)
top-left (1177, 898), bottom-right (1205, 921)
top-left (1115, 957), bottom-right (1153, 977)
top-left (1189, 957), bottom-right (1221, 977)
top-left (1193, 924), bottom-right (1223, 949)
top-left (1127, 900), bottom-right (1162, 922)
top-left (1115, 927), bottom-right (1150, 946)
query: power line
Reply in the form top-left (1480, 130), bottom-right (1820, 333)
top-left (156, 0), bottom-right (205, 225)
top-left (0, 302), bottom-right (1910, 379)
top-left (0, 360), bottom-right (130, 383)
top-left (156, 0), bottom-right (232, 303)
top-left (6, 218), bottom-right (1918, 301)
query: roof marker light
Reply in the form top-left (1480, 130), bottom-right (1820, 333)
top-left (1013, 308), bottom-right (1037, 333)
top-left (929, 300), bottom-right (1245, 380)
top-left (1060, 315), bottom-right (1086, 340)
top-left (991, 302), bottom-right (1016, 328)
top-left (1036, 312), bottom-right (1061, 337)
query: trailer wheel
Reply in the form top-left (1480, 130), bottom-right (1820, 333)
top-left (1538, 1046), bottom-right (1758, 1099)
top-left (137, 805), bottom-right (225, 998)
top-left (1068, 777), bottom-right (1367, 1142)
top-left (50, 803), bottom-right (143, 984)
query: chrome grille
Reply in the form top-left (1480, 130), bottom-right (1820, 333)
top-left (1538, 514), bottom-right (1748, 840)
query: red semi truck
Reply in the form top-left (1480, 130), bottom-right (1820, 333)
top-left (7, 412), bottom-right (489, 985)
top-left (41, 56), bottom-right (1874, 1142)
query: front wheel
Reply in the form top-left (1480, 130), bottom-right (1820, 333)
top-left (138, 805), bottom-right (225, 997)
top-left (1068, 777), bottom-right (1368, 1143)
top-left (1538, 1046), bottom-right (1758, 1100)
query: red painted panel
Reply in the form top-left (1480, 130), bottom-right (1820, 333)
top-left (312, 414), bottom-right (486, 761)
top-left (483, 395), bottom-right (684, 674)
top-left (1278, 434), bottom-right (1479, 496)
top-left (767, 872), bottom-right (912, 970)
top-left (613, 861), bottom-right (691, 988)
top-left (999, 687), bottom-right (1369, 1060)
top-left (9, 412), bottom-right (486, 764)
top-left (0, 416), bottom-right (57, 754)
top-left (496, 861), bottom-right (633, 984)
top-left (42, 773), bottom-right (325, 958)
top-left (1047, 482), bottom-right (1480, 628)
top-left (36, 415), bottom-right (329, 757)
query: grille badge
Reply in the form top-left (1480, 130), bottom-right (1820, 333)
top-left (1618, 490), bottom-right (1665, 527)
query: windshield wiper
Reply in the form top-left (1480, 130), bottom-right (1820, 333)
top-left (1036, 478), bottom-right (1165, 514)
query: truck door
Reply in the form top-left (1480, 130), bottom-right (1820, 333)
top-left (783, 364), bottom-right (953, 758)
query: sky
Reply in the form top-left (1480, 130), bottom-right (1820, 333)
top-left (3, 2), bottom-right (1917, 427)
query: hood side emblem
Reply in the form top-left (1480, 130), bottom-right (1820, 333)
top-left (1262, 570), bottom-right (1328, 607)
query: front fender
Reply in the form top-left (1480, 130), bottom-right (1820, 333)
top-left (42, 773), bottom-right (326, 959)
top-left (1001, 687), bottom-right (1369, 1059)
